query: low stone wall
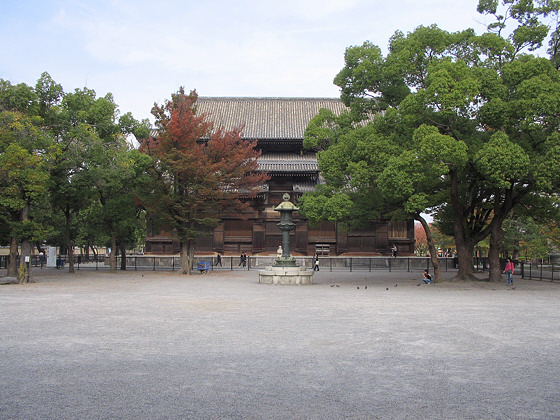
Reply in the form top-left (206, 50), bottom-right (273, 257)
top-left (258, 266), bottom-right (314, 285)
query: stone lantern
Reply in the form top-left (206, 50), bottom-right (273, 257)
top-left (258, 193), bottom-right (314, 285)
top-left (274, 193), bottom-right (298, 267)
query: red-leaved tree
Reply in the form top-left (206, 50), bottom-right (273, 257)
top-left (139, 88), bottom-right (269, 273)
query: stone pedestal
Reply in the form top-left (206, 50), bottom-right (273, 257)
top-left (259, 266), bottom-right (314, 285)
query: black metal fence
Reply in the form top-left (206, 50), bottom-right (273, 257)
top-left (0, 254), bottom-right (555, 282)
top-left (45, 255), bottom-right (459, 273)
top-left (518, 261), bottom-right (559, 282)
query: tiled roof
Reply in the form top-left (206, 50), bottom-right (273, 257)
top-left (196, 97), bottom-right (346, 140)
top-left (257, 152), bottom-right (318, 172)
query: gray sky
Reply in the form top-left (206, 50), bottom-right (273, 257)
top-left (3, 0), bottom-right (489, 123)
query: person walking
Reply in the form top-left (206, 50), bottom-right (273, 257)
top-left (391, 244), bottom-right (397, 258)
top-left (313, 254), bottom-right (320, 271)
top-left (504, 258), bottom-right (515, 285)
top-left (216, 253), bottom-right (222, 267)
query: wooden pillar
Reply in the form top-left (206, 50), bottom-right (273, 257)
top-left (252, 223), bottom-right (265, 253)
top-left (376, 222), bottom-right (389, 254)
top-left (213, 222), bottom-right (224, 253)
top-left (336, 223), bottom-right (348, 255)
top-left (295, 222), bottom-right (308, 255)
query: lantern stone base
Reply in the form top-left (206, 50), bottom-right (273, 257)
top-left (258, 266), bottom-right (314, 285)
top-left (273, 256), bottom-right (298, 267)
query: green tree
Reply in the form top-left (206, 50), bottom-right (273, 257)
top-left (307, 12), bottom-right (560, 281)
top-left (80, 145), bottom-right (152, 271)
top-left (139, 88), bottom-right (269, 274)
top-left (0, 111), bottom-right (51, 281)
top-left (48, 85), bottom-right (149, 272)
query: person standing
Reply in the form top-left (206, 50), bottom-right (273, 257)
top-left (504, 258), bottom-right (515, 285)
top-left (391, 244), bottom-right (397, 258)
top-left (313, 254), bottom-right (320, 271)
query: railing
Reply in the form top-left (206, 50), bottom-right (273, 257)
top-left (0, 254), bottom-right (553, 281)
top-left (63, 255), bottom-right (458, 273)
top-left (472, 258), bottom-right (558, 282)
top-left (519, 261), bottom-right (558, 282)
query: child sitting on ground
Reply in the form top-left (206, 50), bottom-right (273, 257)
top-left (422, 269), bottom-right (432, 284)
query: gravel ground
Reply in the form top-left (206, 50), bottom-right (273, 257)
top-left (1, 268), bottom-right (559, 419)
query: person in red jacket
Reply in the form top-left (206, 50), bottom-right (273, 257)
top-left (504, 258), bottom-right (515, 285)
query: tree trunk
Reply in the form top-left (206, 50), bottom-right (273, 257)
top-left (109, 233), bottom-right (117, 272)
top-left (120, 240), bottom-right (127, 270)
top-left (64, 208), bottom-right (75, 273)
top-left (487, 189), bottom-right (516, 282)
top-left (488, 222), bottom-right (504, 282)
top-left (180, 239), bottom-right (194, 275)
top-left (7, 236), bottom-right (18, 277)
top-left (18, 203), bottom-right (31, 283)
top-left (19, 239), bottom-right (32, 283)
top-left (512, 239), bottom-right (520, 261)
top-left (449, 169), bottom-right (478, 281)
top-left (454, 236), bottom-right (477, 281)
top-left (415, 214), bottom-right (441, 282)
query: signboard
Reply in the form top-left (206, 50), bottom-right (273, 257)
top-left (46, 246), bottom-right (57, 268)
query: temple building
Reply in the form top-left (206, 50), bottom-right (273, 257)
top-left (144, 97), bottom-right (415, 256)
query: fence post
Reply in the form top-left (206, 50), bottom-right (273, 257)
top-left (172, 257), bottom-right (175, 271)
top-left (153, 257), bottom-right (156, 271)
top-left (330, 257), bottom-right (332, 272)
top-left (389, 258), bottom-right (392, 272)
top-left (369, 257), bottom-right (372, 272)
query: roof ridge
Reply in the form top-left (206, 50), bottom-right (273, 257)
top-left (198, 97), bottom-right (341, 101)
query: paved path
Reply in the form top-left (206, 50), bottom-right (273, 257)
top-left (1, 269), bottom-right (559, 419)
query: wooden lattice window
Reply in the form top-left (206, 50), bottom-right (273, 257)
top-left (389, 221), bottom-right (408, 239)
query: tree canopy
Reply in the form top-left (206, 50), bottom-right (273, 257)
top-left (139, 88), bottom-right (269, 274)
top-left (0, 72), bottom-right (151, 279)
top-left (301, 0), bottom-right (560, 281)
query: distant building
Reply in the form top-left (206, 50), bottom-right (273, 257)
top-left (144, 97), bottom-right (414, 256)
